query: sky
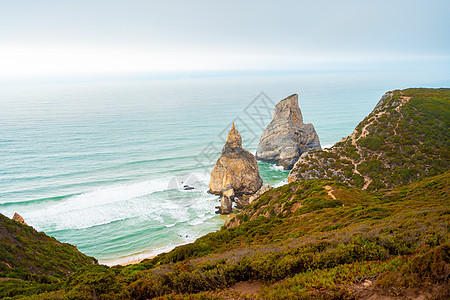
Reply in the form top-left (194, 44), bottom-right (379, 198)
top-left (1, 0), bottom-right (449, 78)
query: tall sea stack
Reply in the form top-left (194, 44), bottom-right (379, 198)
top-left (256, 94), bottom-right (321, 169)
top-left (209, 123), bottom-right (263, 198)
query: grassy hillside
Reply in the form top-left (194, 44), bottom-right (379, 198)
top-left (289, 88), bottom-right (450, 191)
top-left (1, 88), bottom-right (449, 299)
top-left (8, 172), bottom-right (447, 299)
top-left (0, 214), bottom-right (97, 298)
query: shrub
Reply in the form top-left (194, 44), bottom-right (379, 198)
top-left (401, 242), bottom-right (450, 286)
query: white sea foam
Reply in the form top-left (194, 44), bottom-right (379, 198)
top-left (269, 164), bottom-right (287, 171)
top-left (273, 180), bottom-right (288, 188)
top-left (23, 174), bottom-right (214, 232)
top-left (188, 218), bottom-right (204, 226)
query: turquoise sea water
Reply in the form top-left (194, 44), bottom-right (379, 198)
top-left (1, 64), bottom-right (449, 262)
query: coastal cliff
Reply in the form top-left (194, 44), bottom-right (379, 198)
top-left (288, 88), bottom-right (450, 191)
top-left (256, 94), bottom-right (321, 169)
top-left (2, 88), bottom-right (449, 300)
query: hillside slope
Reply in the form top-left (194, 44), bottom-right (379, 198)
top-left (0, 214), bottom-right (96, 298)
top-left (288, 88), bottom-right (450, 191)
top-left (2, 87), bottom-right (449, 300)
top-left (17, 172), bottom-right (446, 299)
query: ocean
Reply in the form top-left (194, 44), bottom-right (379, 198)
top-left (1, 63), bottom-right (449, 263)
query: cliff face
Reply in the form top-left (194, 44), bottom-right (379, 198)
top-left (209, 123), bottom-right (263, 195)
top-left (256, 94), bottom-right (321, 169)
top-left (288, 88), bottom-right (450, 191)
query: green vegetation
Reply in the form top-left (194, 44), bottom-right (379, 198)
top-left (0, 214), bottom-right (96, 298)
top-left (2, 172), bottom-right (447, 299)
top-left (1, 88), bottom-right (448, 299)
top-left (290, 88), bottom-right (450, 191)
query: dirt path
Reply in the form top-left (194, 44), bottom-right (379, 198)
top-left (348, 124), bottom-right (374, 190)
top-left (229, 281), bottom-right (262, 296)
top-left (324, 185), bottom-right (336, 199)
top-left (393, 95), bottom-right (411, 135)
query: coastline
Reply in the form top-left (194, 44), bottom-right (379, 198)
top-left (100, 213), bottom-right (235, 267)
top-left (101, 250), bottom-right (157, 266)
top-left (1, 73), bottom-right (398, 267)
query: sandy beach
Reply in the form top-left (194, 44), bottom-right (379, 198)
top-left (101, 250), bottom-right (158, 266)
top-left (100, 214), bottom-right (236, 267)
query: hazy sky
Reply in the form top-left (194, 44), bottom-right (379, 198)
top-left (1, 0), bottom-right (449, 77)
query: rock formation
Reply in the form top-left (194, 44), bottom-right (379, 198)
top-left (210, 123), bottom-right (263, 213)
top-left (248, 183), bottom-right (272, 204)
top-left (218, 185), bottom-right (234, 214)
top-left (256, 94), bottom-right (321, 169)
top-left (12, 212), bottom-right (27, 225)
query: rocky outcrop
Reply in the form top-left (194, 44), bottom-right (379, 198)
top-left (12, 213), bottom-right (27, 225)
top-left (210, 123), bottom-right (263, 214)
top-left (256, 94), bottom-right (321, 169)
top-left (248, 183), bottom-right (272, 204)
top-left (218, 185), bottom-right (234, 214)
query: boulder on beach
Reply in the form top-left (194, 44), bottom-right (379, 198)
top-left (210, 123), bottom-right (263, 214)
top-left (256, 94), bottom-right (321, 169)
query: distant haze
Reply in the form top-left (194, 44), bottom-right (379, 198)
top-left (1, 0), bottom-right (449, 78)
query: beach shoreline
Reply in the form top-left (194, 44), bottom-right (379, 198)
top-left (100, 250), bottom-right (158, 267)
top-left (99, 214), bottom-right (236, 267)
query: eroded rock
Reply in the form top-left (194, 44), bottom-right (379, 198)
top-left (218, 185), bottom-right (234, 214)
top-left (209, 123), bottom-right (263, 196)
top-left (256, 94), bottom-right (321, 169)
top-left (248, 183), bottom-right (272, 204)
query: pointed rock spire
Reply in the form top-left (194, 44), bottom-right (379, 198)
top-left (272, 94), bottom-right (303, 123)
top-left (209, 124), bottom-right (263, 213)
top-left (224, 122), bottom-right (242, 150)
